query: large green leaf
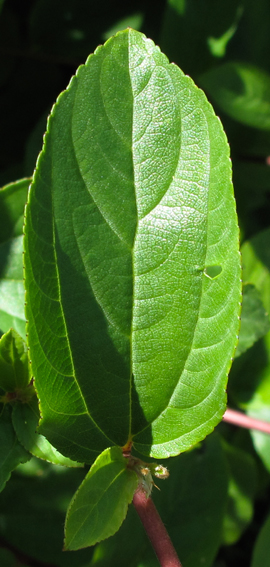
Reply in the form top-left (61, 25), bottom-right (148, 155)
top-left (0, 178), bottom-right (29, 338)
top-left (24, 29), bottom-right (241, 463)
top-left (200, 62), bottom-right (270, 130)
top-left (64, 446), bottom-right (138, 550)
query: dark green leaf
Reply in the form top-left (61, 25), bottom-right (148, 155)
top-left (241, 228), bottom-right (270, 313)
top-left (200, 62), bottom-right (270, 130)
top-left (222, 441), bottom-right (257, 545)
top-left (0, 548), bottom-right (21, 567)
top-left (0, 461), bottom-right (94, 567)
top-left (90, 504), bottom-right (151, 567)
top-left (24, 29), bottom-right (241, 463)
top-left (160, 0), bottom-right (242, 75)
top-left (12, 397), bottom-right (83, 467)
top-left (151, 432), bottom-right (229, 567)
top-left (235, 284), bottom-right (270, 358)
top-left (64, 446), bottom-right (138, 550)
top-left (0, 405), bottom-right (30, 492)
top-left (252, 510), bottom-right (270, 567)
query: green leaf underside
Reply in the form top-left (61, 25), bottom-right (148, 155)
top-left (24, 29), bottom-right (241, 463)
top-left (64, 446), bottom-right (138, 550)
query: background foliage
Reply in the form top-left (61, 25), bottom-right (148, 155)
top-left (0, 1), bottom-right (270, 566)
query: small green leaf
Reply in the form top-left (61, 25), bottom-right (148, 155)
top-left (64, 446), bottom-right (138, 550)
top-left (0, 329), bottom-right (30, 393)
top-left (235, 284), bottom-right (270, 358)
top-left (0, 405), bottom-right (30, 492)
top-left (200, 62), bottom-right (270, 130)
top-left (0, 178), bottom-right (29, 338)
top-left (207, 8), bottom-right (242, 59)
top-left (12, 397), bottom-right (83, 467)
top-left (0, 236), bottom-right (25, 339)
top-left (0, 178), bottom-right (30, 242)
top-left (93, 433), bottom-right (228, 567)
top-left (102, 13), bottom-right (144, 41)
top-left (160, 0), bottom-right (242, 75)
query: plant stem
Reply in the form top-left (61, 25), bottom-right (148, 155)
top-left (133, 486), bottom-right (182, 567)
top-left (223, 408), bottom-right (270, 434)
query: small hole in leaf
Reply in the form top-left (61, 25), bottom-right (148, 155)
top-left (204, 265), bottom-right (222, 279)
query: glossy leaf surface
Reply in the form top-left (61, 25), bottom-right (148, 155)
top-left (200, 62), bottom-right (270, 130)
top-left (24, 29), bottom-right (241, 463)
top-left (64, 446), bottom-right (138, 550)
top-left (0, 178), bottom-right (29, 338)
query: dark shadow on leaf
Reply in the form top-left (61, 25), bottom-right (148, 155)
top-left (54, 236), bottom-right (151, 449)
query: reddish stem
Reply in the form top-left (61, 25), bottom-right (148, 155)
top-left (223, 408), bottom-right (270, 434)
top-left (133, 486), bottom-right (182, 567)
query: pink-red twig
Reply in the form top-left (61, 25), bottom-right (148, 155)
top-left (223, 408), bottom-right (270, 434)
top-left (133, 486), bottom-right (182, 567)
